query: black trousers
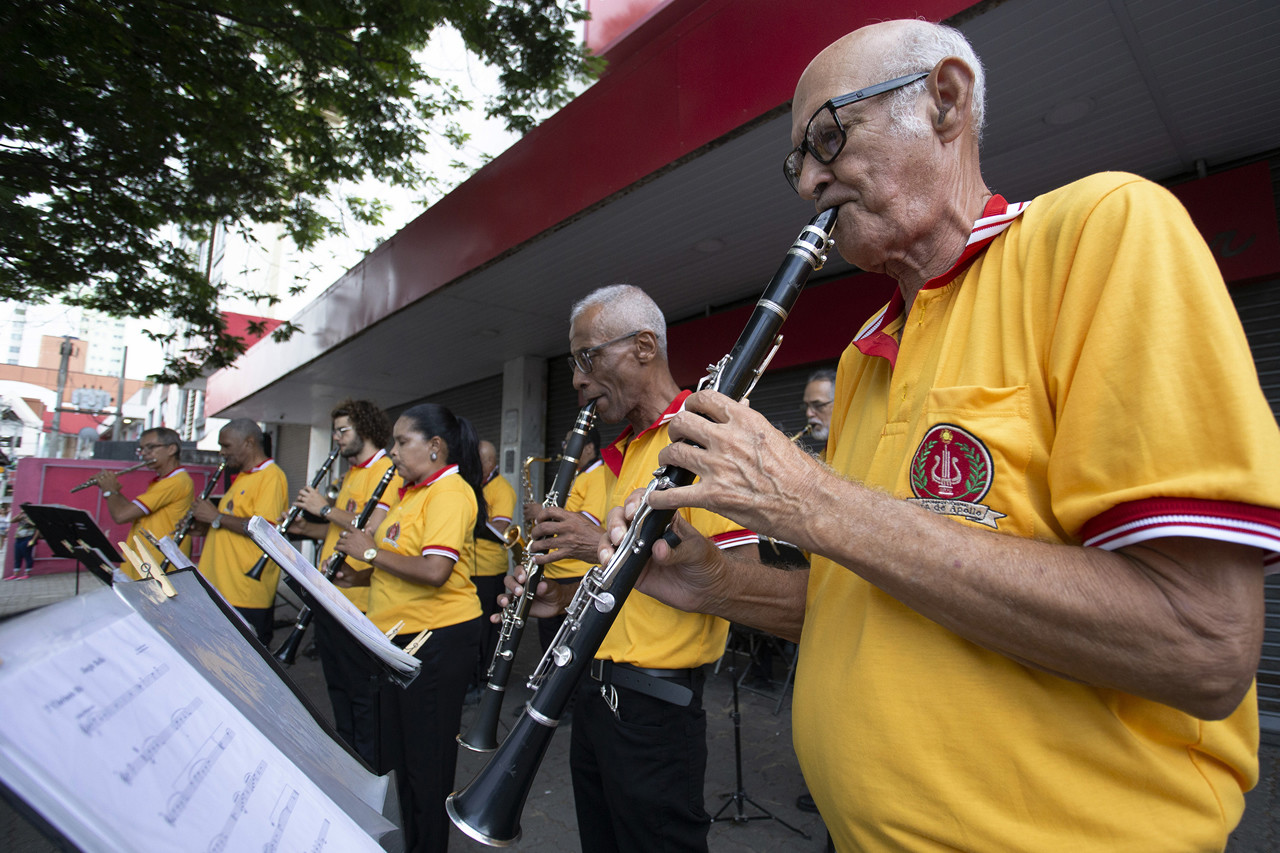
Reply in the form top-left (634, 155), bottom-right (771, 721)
top-left (236, 605), bottom-right (273, 646)
top-left (314, 608), bottom-right (379, 767)
top-left (570, 668), bottom-right (710, 853)
top-left (379, 616), bottom-right (481, 853)
top-left (472, 574), bottom-right (505, 686)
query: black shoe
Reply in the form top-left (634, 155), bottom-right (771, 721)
top-left (796, 792), bottom-right (819, 814)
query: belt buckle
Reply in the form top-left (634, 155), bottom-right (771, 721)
top-left (590, 658), bottom-right (606, 682)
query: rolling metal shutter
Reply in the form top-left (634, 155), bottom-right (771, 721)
top-left (388, 375), bottom-right (504, 451)
top-left (1230, 276), bottom-right (1280, 731)
top-left (544, 355), bottom-right (837, 461)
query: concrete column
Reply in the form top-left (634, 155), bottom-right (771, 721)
top-left (500, 356), bottom-right (547, 530)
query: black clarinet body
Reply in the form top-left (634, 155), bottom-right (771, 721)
top-left (447, 208), bottom-right (837, 846)
top-left (459, 401), bottom-right (598, 752)
top-left (246, 446), bottom-right (341, 580)
top-left (273, 461), bottom-right (398, 665)
top-left (161, 460), bottom-right (227, 571)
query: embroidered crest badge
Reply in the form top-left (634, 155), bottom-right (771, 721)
top-left (907, 424), bottom-right (1006, 529)
top-left (345, 497), bottom-right (357, 513)
top-left (385, 522), bottom-right (400, 544)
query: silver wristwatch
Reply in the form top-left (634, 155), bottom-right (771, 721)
top-left (210, 515), bottom-right (222, 530)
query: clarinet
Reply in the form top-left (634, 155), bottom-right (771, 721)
top-left (246, 446), bottom-right (341, 580)
top-left (447, 208), bottom-right (837, 846)
top-left (459, 400), bottom-right (598, 752)
top-left (161, 460), bottom-right (227, 571)
top-left (273, 461), bottom-right (398, 665)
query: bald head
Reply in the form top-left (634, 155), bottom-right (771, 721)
top-left (799, 20), bottom-right (985, 142)
top-left (479, 440), bottom-right (498, 477)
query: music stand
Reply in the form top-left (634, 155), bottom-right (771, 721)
top-left (20, 503), bottom-right (121, 592)
top-left (711, 647), bottom-right (810, 841)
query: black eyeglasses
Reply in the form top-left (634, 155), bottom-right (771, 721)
top-left (783, 71), bottom-right (930, 193)
top-left (136, 442), bottom-right (167, 456)
top-left (568, 331), bottom-right (640, 375)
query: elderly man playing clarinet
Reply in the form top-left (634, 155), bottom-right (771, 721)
top-left (594, 18), bottom-right (1280, 853)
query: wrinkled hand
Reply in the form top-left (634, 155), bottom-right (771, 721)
top-left (293, 485), bottom-right (328, 516)
top-left (600, 493), bottom-right (732, 616)
top-left (191, 498), bottom-right (219, 524)
top-left (649, 389), bottom-right (821, 545)
top-left (527, 506), bottom-right (602, 566)
top-left (334, 527), bottom-right (375, 558)
top-left (495, 565), bottom-right (575, 621)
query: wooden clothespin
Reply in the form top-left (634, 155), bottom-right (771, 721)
top-left (404, 630), bottom-right (433, 656)
top-left (383, 619), bottom-right (405, 641)
top-left (119, 540), bottom-right (176, 598)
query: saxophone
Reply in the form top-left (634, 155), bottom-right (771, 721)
top-left (447, 208), bottom-right (837, 845)
top-left (458, 401), bottom-right (598, 752)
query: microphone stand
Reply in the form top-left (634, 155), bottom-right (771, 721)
top-left (711, 652), bottom-right (810, 840)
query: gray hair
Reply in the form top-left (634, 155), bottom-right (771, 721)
top-left (222, 417), bottom-right (264, 449)
top-left (570, 284), bottom-right (668, 359)
top-left (879, 21), bottom-right (986, 142)
top-left (807, 367), bottom-right (837, 386)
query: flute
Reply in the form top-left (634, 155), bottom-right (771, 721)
top-left (69, 460), bottom-right (149, 492)
top-left (447, 208), bottom-right (837, 845)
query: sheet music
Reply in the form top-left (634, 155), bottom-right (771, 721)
top-left (0, 612), bottom-right (382, 852)
top-left (152, 534), bottom-right (197, 570)
top-left (246, 517), bottom-right (421, 677)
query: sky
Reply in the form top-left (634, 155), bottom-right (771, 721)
top-left (219, 27), bottom-right (538, 324)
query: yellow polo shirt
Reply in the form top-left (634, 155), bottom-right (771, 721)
top-left (318, 449), bottom-right (400, 612)
top-left (794, 174), bottom-right (1280, 852)
top-left (122, 467), bottom-right (194, 579)
top-left (197, 459), bottom-right (289, 610)
top-left (366, 464), bottom-right (482, 634)
top-left (597, 391), bottom-right (757, 670)
top-left (545, 459), bottom-right (612, 581)
top-left (475, 471), bottom-right (517, 577)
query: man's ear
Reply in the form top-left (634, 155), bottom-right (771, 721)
top-left (634, 329), bottom-right (660, 364)
top-left (928, 56), bottom-right (975, 143)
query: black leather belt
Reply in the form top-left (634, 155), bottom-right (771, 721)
top-left (590, 659), bottom-right (695, 707)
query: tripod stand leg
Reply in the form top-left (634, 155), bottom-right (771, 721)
top-left (710, 655), bottom-right (811, 839)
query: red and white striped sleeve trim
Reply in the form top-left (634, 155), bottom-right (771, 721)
top-left (422, 545), bottom-right (460, 562)
top-left (579, 510), bottom-right (602, 526)
top-left (491, 515), bottom-right (513, 525)
top-left (712, 530), bottom-right (759, 550)
top-left (132, 498), bottom-right (152, 514)
top-left (1081, 498), bottom-right (1280, 571)
top-left (376, 500), bottom-right (391, 511)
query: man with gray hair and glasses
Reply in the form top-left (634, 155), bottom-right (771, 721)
top-left (88, 426), bottom-right (194, 576)
top-left (518, 283), bottom-right (758, 853)
top-left (601, 18), bottom-right (1280, 851)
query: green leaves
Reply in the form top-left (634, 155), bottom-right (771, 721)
top-left (0, 0), bottom-right (598, 384)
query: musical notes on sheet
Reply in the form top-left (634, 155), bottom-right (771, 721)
top-left (0, 612), bottom-right (380, 851)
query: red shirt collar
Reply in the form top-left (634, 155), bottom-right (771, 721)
top-left (355, 448), bottom-right (387, 469)
top-left (230, 458), bottom-right (273, 486)
top-left (852, 195), bottom-right (1030, 367)
top-left (399, 463), bottom-right (458, 499)
top-left (602, 390), bottom-right (691, 476)
top-left (151, 466), bottom-right (187, 483)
